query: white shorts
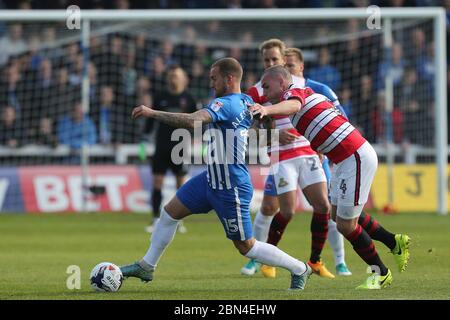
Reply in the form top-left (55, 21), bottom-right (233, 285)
top-left (330, 142), bottom-right (378, 219)
top-left (270, 155), bottom-right (327, 195)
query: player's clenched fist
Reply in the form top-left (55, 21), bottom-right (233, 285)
top-left (131, 105), bottom-right (155, 119)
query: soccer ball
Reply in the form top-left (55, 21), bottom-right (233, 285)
top-left (90, 262), bottom-right (123, 292)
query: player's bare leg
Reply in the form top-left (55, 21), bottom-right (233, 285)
top-left (241, 194), bottom-right (278, 276)
top-left (302, 182), bottom-right (335, 279)
top-left (122, 196), bottom-right (190, 282)
top-left (234, 237), bottom-right (312, 290)
top-left (333, 205), bottom-right (393, 289)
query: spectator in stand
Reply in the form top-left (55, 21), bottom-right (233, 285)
top-left (370, 91), bottom-right (403, 144)
top-left (149, 56), bottom-right (166, 94)
top-left (158, 39), bottom-right (179, 67)
top-left (0, 23), bottom-right (27, 66)
top-left (28, 35), bottom-right (45, 72)
top-left (0, 63), bottom-right (24, 115)
top-left (95, 35), bottom-right (125, 92)
top-left (135, 33), bottom-right (149, 76)
top-left (89, 62), bottom-right (99, 106)
top-left (340, 38), bottom-right (360, 91)
top-left (41, 26), bottom-right (64, 61)
top-left (308, 47), bottom-right (341, 91)
top-left (339, 86), bottom-right (353, 120)
top-left (89, 36), bottom-right (103, 67)
top-left (35, 58), bottom-right (54, 119)
top-left (229, 46), bottom-right (243, 62)
top-left (353, 74), bottom-right (376, 137)
top-left (376, 42), bottom-right (405, 90)
top-left (192, 41), bottom-right (213, 68)
top-left (188, 59), bottom-right (210, 104)
top-left (121, 48), bottom-right (138, 100)
top-left (57, 101), bottom-right (97, 151)
top-left (68, 54), bottom-right (83, 86)
top-left (205, 21), bottom-right (222, 40)
top-left (93, 85), bottom-right (115, 146)
top-left (409, 28), bottom-right (427, 65)
top-left (243, 71), bottom-right (257, 93)
top-left (51, 67), bottom-right (78, 117)
top-left (95, 84), bottom-right (137, 145)
top-left (0, 105), bottom-right (22, 148)
top-left (34, 117), bottom-right (58, 148)
top-left (61, 42), bottom-right (80, 72)
top-left (416, 42), bottom-right (435, 94)
top-left (136, 75), bottom-right (152, 100)
top-left (402, 98), bottom-right (432, 145)
top-left (396, 68), bottom-right (425, 108)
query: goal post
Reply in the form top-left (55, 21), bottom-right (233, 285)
top-left (0, 8), bottom-right (446, 214)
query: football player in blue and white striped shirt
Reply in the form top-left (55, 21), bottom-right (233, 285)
top-left (120, 57), bottom-right (312, 290)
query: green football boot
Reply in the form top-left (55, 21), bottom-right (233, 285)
top-left (391, 234), bottom-right (411, 272)
top-left (356, 269), bottom-right (393, 290)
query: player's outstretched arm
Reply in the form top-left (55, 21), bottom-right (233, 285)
top-left (250, 100), bottom-right (301, 119)
top-left (131, 105), bottom-right (212, 129)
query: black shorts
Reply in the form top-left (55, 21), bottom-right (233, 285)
top-left (152, 146), bottom-right (189, 176)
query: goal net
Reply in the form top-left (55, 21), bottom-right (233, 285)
top-left (0, 9), bottom-right (446, 214)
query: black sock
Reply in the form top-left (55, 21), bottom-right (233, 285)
top-left (345, 225), bottom-right (388, 276)
top-left (359, 212), bottom-right (396, 250)
top-left (310, 212), bottom-right (329, 263)
top-left (267, 212), bottom-right (291, 246)
top-left (151, 189), bottom-right (162, 220)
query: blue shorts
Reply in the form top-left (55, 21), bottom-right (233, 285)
top-left (263, 174), bottom-right (277, 196)
top-left (263, 158), bottom-right (332, 196)
top-left (176, 171), bottom-right (253, 241)
top-left (322, 157), bottom-right (331, 183)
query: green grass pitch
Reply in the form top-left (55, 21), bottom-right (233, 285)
top-left (0, 211), bottom-right (449, 300)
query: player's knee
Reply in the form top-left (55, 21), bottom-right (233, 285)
top-left (261, 202), bottom-right (278, 216)
top-left (312, 200), bottom-right (331, 215)
top-left (336, 220), bottom-right (356, 237)
top-left (279, 210), bottom-right (294, 220)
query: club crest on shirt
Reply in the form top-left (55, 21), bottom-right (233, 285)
top-left (283, 91), bottom-right (292, 100)
top-left (211, 100), bottom-right (223, 112)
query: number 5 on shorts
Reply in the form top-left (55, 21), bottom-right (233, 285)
top-left (223, 218), bottom-right (238, 233)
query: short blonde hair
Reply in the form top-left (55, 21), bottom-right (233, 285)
top-left (259, 38), bottom-right (286, 55)
top-left (211, 57), bottom-right (243, 81)
top-left (284, 47), bottom-right (304, 63)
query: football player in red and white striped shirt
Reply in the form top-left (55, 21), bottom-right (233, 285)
top-left (241, 39), bottom-right (336, 279)
top-left (250, 65), bottom-right (411, 289)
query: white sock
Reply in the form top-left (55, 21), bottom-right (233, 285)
top-left (142, 208), bottom-right (179, 268)
top-left (245, 240), bottom-right (307, 275)
top-left (253, 210), bottom-right (274, 242)
top-left (328, 219), bottom-right (345, 266)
